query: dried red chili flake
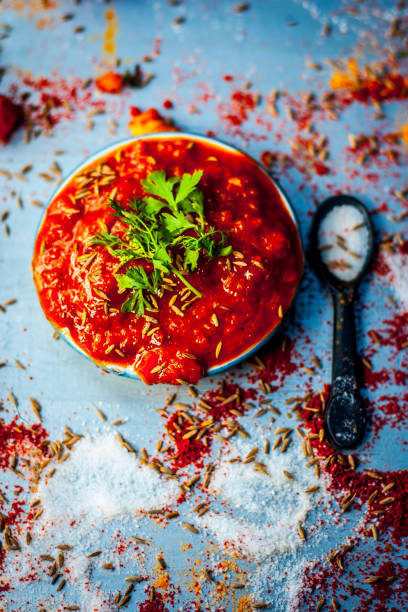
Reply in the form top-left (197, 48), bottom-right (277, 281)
top-left (162, 99), bottom-right (173, 110)
top-left (0, 94), bottom-right (23, 144)
top-left (0, 417), bottom-right (49, 471)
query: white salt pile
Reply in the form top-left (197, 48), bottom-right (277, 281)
top-left (36, 433), bottom-right (180, 521)
top-left (383, 249), bottom-right (408, 312)
top-left (318, 204), bottom-right (369, 281)
top-left (197, 438), bottom-right (323, 559)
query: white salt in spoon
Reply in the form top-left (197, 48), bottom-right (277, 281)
top-left (310, 195), bottom-right (374, 450)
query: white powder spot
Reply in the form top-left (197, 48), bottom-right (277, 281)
top-left (383, 249), bottom-right (408, 312)
top-left (197, 439), bottom-right (322, 558)
top-left (318, 204), bottom-right (369, 281)
top-left (36, 433), bottom-right (179, 522)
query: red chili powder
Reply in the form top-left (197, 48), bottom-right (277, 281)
top-left (299, 387), bottom-right (408, 546)
top-left (12, 74), bottom-right (105, 132)
top-left (247, 335), bottom-right (299, 387)
top-left (298, 551), bottom-right (408, 612)
top-left (217, 88), bottom-right (259, 128)
top-left (165, 383), bottom-right (254, 469)
top-left (0, 417), bottom-right (49, 470)
top-left (139, 591), bottom-right (168, 611)
top-left (166, 411), bottom-right (211, 470)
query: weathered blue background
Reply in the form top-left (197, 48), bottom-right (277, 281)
top-left (0, 1), bottom-right (407, 610)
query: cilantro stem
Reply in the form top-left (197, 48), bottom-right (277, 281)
top-left (169, 265), bottom-right (202, 298)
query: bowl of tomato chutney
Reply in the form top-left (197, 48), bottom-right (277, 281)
top-left (32, 133), bottom-right (303, 385)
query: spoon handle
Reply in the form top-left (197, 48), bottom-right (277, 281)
top-left (332, 287), bottom-right (358, 380)
top-left (325, 287), bottom-right (365, 449)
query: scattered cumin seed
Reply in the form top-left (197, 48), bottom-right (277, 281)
top-left (378, 496), bottom-right (395, 506)
top-left (57, 551), bottom-right (64, 567)
top-left (131, 537), bottom-right (150, 545)
top-left (92, 405), bottom-right (107, 421)
top-left (125, 575), bottom-right (145, 583)
top-left (297, 523), bottom-right (306, 541)
top-left (7, 390), bottom-right (18, 407)
top-left (164, 511), bottom-right (179, 519)
top-left (272, 436), bottom-right (282, 451)
top-left (366, 471), bottom-right (382, 480)
top-left (102, 562), bottom-right (114, 570)
top-left (87, 550), bottom-right (101, 558)
top-left (234, 2), bottom-right (250, 11)
top-left (29, 398), bottom-right (42, 421)
top-left (182, 521), bottom-right (198, 534)
top-left (305, 486), bottom-right (320, 493)
top-left (382, 482), bottom-right (395, 493)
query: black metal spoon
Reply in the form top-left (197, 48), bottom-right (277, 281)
top-left (309, 195), bottom-right (374, 451)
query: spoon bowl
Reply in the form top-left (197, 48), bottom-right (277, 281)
top-left (310, 195), bottom-right (375, 450)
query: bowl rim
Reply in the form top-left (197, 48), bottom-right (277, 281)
top-left (34, 131), bottom-right (304, 381)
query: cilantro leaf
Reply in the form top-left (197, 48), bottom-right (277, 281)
top-left (141, 170), bottom-right (177, 207)
top-left (92, 169), bottom-right (231, 315)
top-left (175, 169), bottom-right (203, 204)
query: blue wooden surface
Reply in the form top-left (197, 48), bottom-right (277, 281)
top-left (0, 1), bottom-right (407, 610)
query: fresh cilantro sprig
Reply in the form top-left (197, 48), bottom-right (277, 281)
top-left (91, 169), bottom-right (231, 315)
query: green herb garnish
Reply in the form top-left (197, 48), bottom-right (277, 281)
top-left (92, 169), bottom-right (231, 315)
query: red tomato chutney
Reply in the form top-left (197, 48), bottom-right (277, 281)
top-left (32, 136), bottom-right (303, 385)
